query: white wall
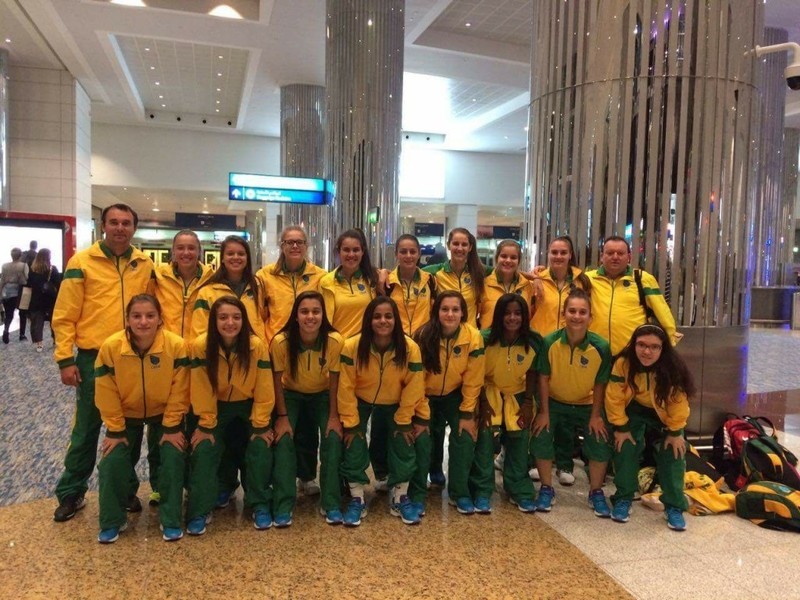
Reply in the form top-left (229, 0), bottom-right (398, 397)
top-left (443, 150), bottom-right (525, 207)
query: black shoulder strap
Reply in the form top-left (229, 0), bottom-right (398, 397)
top-left (634, 269), bottom-right (656, 322)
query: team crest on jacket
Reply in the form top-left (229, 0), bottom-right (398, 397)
top-left (302, 274), bottom-right (310, 283)
top-left (150, 356), bottom-right (161, 367)
top-left (623, 280), bottom-right (631, 288)
top-left (579, 355), bottom-right (589, 367)
top-left (130, 260), bottom-right (138, 270)
top-left (319, 357), bottom-right (327, 367)
top-left (517, 354), bottom-right (525, 363)
top-left (453, 346), bottom-right (462, 356)
top-left (464, 277), bottom-right (472, 284)
top-left (357, 283), bottom-right (366, 292)
top-left (246, 289), bottom-right (254, 297)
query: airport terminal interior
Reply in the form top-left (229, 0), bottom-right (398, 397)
top-left (2, 1), bottom-right (800, 599)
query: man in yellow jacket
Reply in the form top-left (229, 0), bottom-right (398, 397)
top-left (52, 204), bottom-right (155, 522)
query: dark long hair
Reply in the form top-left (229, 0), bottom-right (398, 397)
top-left (448, 227), bottom-right (485, 300)
top-left (125, 294), bottom-right (162, 352)
top-left (550, 235), bottom-right (591, 292)
top-left (206, 236), bottom-right (261, 309)
top-left (277, 291), bottom-right (335, 381)
top-left (414, 290), bottom-right (467, 374)
top-left (618, 324), bottom-right (696, 408)
top-left (485, 293), bottom-right (541, 354)
top-left (357, 297), bottom-right (407, 370)
top-left (336, 228), bottom-right (378, 289)
top-left (205, 296), bottom-right (253, 394)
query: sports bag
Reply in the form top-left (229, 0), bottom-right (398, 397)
top-left (735, 481), bottom-right (800, 532)
top-left (742, 436), bottom-right (800, 490)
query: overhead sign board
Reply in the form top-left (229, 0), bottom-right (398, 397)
top-left (228, 173), bottom-right (334, 205)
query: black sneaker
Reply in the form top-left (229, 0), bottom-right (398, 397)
top-left (127, 496), bottom-right (143, 513)
top-left (2, 332), bottom-right (8, 344)
top-left (54, 495), bottom-right (86, 522)
top-left (19, 335), bottom-right (27, 341)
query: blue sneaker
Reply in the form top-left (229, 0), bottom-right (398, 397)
top-left (611, 500), bottom-right (632, 523)
top-left (343, 497), bottom-right (367, 527)
top-left (160, 525), bottom-right (183, 542)
top-left (97, 522), bottom-right (127, 544)
top-left (589, 489), bottom-right (611, 518)
top-left (321, 507), bottom-right (343, 525)
top-left (429, 471), bottom-right (446, 487)
top-left (253, 510), bottom-right (273, 530)
top-left (187, 514), bottom-right (212, 536)
top-left (215, 490), bottom-right (232, 509)
top-left (390, 495), bottom-right (420, 525)
top-left (273, 513), bottom-right (292, 528)
top-left (510, 497), bottom-right (536, 513)
top-left (450, 496), bottom-right (475, 515)
top-left (664, 507), bottom-right (686, 531)
top-left (410, 501), bottom-right (426, 517)
top-left (534, 485), bottom-right (555, 512)
top-left (474, 497), bottom-right (492, 514)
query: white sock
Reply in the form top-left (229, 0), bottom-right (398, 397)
top-left (392, 482), bottom-right (409, 503)
top-left (348, 483), bottom-right (365, 501)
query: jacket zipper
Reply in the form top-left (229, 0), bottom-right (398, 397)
top-left (371, 349), bottom-right (386, 405)
top-left (440, 337), bottom-right (452, 396)
top-left (139, 354), bottom-right (147, 418)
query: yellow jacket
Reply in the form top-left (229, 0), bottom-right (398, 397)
top-left (586, 266), bottom-right (677, 354)
top-left (191, 280), bottom-right (267, 343)
top-left (257, 260), bottom-right (327, 342)
top-left (530, 266), bottom-right (586, 335)
top-left (94, 328), bottom-right (190, 435)
top-left (154, 263), bottom-right (214, 342)
top-left (190, 333), bottom-right (275, 432)
top-left (538, 329), bottom-right (612, 405)
top-left (479, 271), bottom-right (534, 329)
top-left (319, 267), bottom-right (376, 338)
top-left (270, 331), bottom-right (344, 394)
top-left (386, 267), bottom-right (435, 336)
top-left (423, 260), bottom-right (485, 327)
top-left (53, 242), bottom-right (155, 367)
top-left (337, 334), bottom-right (425, 431)
top-left (422, 324), bottom-right (485, 416)
top-left (605, 357), bottom-right (690, 435)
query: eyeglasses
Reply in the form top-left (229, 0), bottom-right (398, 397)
top-left (635, 341), bottom-right (663, 353)
top-left (281, 240), bottom-right (306, 247)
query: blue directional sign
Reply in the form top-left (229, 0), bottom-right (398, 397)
top-left (228, 173), bottom-right (335, 205)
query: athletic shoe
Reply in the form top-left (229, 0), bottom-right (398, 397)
top-left (343, 497), bottom-right (367, 527)
top-left (97, 522), bottom-right (128, 544)
top-left (2, 332), bottom-right (8, 344)
top-left (474, 497), bottom-right (492, 514)
top-left (510, 497), bottom-right (537, 513)
top-left (54, 495), bottom-right (86, 522)
top-left (428, 471), bottom-right (446, 487)
top-left (273, 513), bottom-right (293, 528)
top-left (611, 500), bottom-right (632, 523)
top-left (126, 496), bottom-right (142, 513)
top-left (373, 478), bottom-right (390, 493)
top-left (410, 501), bottom-right (426, 517)
top-left (556, 469), bottom-right (576, 486)
top-left (320, 507), bottom-right (343, 525)
top-left (19, 335), bottom-right (27, 341)
top-left (300, 479), bottom-right (321, 496)
top-left (588, 489), bottom-right (611, 518)
top-left (253, 510), bottom-right (273, 530)
top-left (664, 507), bottom-right (687, 531)
top-left (187, 513), bottom-right (212, 536)
top-left (528, 467), bottom-right (540, 481)
top-left (450, 496), bottom-right (475, 515)
top-left (148, 492), bottom-right (161, 507)
top-left (215, 490), bottom-right (232, 509)
top-left (389, 495), bottom-right (420, 525)
top-left (160, 525), bottom-right (183, 541)
top-left (534, 485), bottom-right (555, 512)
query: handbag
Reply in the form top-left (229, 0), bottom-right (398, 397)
top-left (18, 286), bottom-right (32, 310)
top-left (42, 269), bottom-right (58, 299)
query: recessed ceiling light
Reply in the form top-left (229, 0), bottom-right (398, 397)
top-left (161, 104), bottom-right (166, 107)
top-left (4, 38), bottom-right (11, 44)
top-left (218, 55), bottom-right (223, 59)
top-left (144, 47), bottom-right (150, 51)
top-left (152, 207), bottom-right (160, 212)
top-left (155, 81), bottom-right (160, 85)
top-left (216, 109), bottom-right (220, 113)
top-left (217, 72), bottom-right (223, 77)
top-left (504, 136), bottom-right (509, 139)
top-left (216, 88), bottom-right (221, 92)
top-left (150, 66), bottom-right (155, 70)
top-left (472, 98), bottom-right (477, 102)
top-left (465, 22), bottom-right (471, 27)
top-left (209, 5), bottom-right (243, 19)
top-left (158, 95), bottom-right (163, 99)
top-left (523, 126), bottom-right (529, 131)
top-left (111, 0), bottom-right (146, 6)
top-left (204, 197), bottom-right (208, 200)
top-left (202, 210), bottom-right (210, 214)
top-left (216, 100), bottom-right (220, 104)
top-left (367, 18), bottom-right (373, 26)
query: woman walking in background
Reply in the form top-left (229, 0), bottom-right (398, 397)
top-left (26, 248), bottom-right (61, 351)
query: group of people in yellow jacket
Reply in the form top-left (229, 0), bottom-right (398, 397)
top-left (53, 208), bottom-right (695, 542)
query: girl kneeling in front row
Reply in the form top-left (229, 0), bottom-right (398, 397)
top-left (606, 324), bottom-right (694, 530)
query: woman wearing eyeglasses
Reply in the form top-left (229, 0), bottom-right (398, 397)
top-left (605, 324), bottom-right (694, 531)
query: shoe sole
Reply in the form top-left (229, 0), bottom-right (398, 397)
top-left (54, 497), bottom-right (87, 522)
top-left (253, 520), bottom-right (272, 530)
top-left (343, 507), bottom-right (367, 527)
top-left (187, 515), bottom-right (212, 535)
top-left (98, 522), bottom-right (127, 544)
top-left (319, 508), bottom-right (343, 525)
top-left (274, 520), bottom-right (293, 528)
top-left (665, 514), bottom-right (686, 531)
top-left (509, 499), bottom-right (536, 513)
top-left (160, 526), bottom-right (184, 542)
top-left (593, 510), bottom-right (611, 518)
top-left (448, 498), bottom-right (475, 515)
top-left (611, 515), bottom-right (630, 523)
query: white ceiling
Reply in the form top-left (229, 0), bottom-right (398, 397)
top-left (2, 0), bottom-right (800, 222)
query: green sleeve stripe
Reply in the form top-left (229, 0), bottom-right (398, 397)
top-left (63, 268), bottom-right (84, 279)
top-left (191, 357), bottom-right (207, 368)
top-left (469, 348), bottom-right (485, 358)
top-left (257, 359), bottom-right (272, 369)
top-left (95, 364), bottom-right (115, 377)
top-left (193, 299), bottom-right (210, 310)
top-left (610, 374), bottom-right (625, 383)
top-left (408, 362), bottom-right (423, 372)
top-left (642, 288), bottom-right (662, 296)
top-left (340, 354), bottom-right (354, 366)
top-left (173, 357), bottom-right (191, 368)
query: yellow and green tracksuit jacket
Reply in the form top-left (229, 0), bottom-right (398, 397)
top-left (319, 267), bottom-right (376, 338)
top-left (257, 260), bottom-right (327, 343)
top-left (423, 324), bottom-right (485, 418)
top-left (530, 266), bottom-right (586, 336)
top-left (53, 242), bottom-right (155, 368)
top-left (479, 271), bottom-right (534, 330)
top-left (337, 334), bottom-right (425, 432)
top-left (191, 280), bottom-right (267, 344)
top-left (386, 267), bottom-right (435, 336)
top-left (94, 328), bottom-right (190, 436)
top-left (154, 262), bottom-right (214, 342)
top-left (270, 331), bottom-right (344, 394)
top-left (481, 329), bottom-right (540, 431)
top-left (537, 329), bottom-right (612, 405)
top-left (423, 260), bottom-right (488, 327)
top-left (189, 333), bottom-right (274, 433)
top-left (586, 266), bottom-right (677, 355)
top-left (605, 357), bottom-right (690, 436)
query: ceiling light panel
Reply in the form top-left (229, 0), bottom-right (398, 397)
top-left (430, 0), bottom-right (532, 47)
top-left (114, 35), bottom-right (248, 120)
top-left (449, 80), bottom-right (524, 120)
top-left (92, 0), bottom-right (259, 21)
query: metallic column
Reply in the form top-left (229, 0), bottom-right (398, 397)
top-left (325, 0), bottom-right (404, 268)
top-left (524, 1), bottom-right (763, 439)
top-left (245, 210), bottom-right (264, 270)
top-left (0, 49), bottom-right (8, 211)
top-left (782, 128), bottom-right (800, 283)
top-left (280, 84), bottom-right (331, 268)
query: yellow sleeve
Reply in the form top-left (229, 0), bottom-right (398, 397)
top-left (664, 390), bottom-right (690, 435)
top-left (337, 341), bottom-right (360, 431)
top-left (270, 335), bottom-right (287, 373)
top-left (327, 333), bottom-right (343, 374)
top-left (94, 342), bottom-right (126, 435)
top-left (395, 340), bottom-right (426, 428)
top-left (641, 271), bottom-right (678, 344)
top-left (320, 277), bottom-right (336, 327)
top-left (191, 288), bottom-right (212, 341)
top-left (250, 340), bottom-right (275, 431)
top-left (458, 331), bottom-right (486, 415)
top-left (162, 337), bottom-right (191, 430)
top-left (52, 255), bottom-right (85, 367)
top-left (604, 359), bottom-right (632, 431)
top-left (190, 337), bottom-right (218, 431)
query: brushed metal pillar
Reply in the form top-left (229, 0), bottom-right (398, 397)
top-left (280, 84), bottom-right (330, 269)
top-left (325, 0), bottom-right (404, 268)
top-left (524, 1), bottom-right (764, 440)
top-left (0, 49), bottom-right (8, 211)
top-left (781, 128), bottom-right (799, 284)
top-left (245, 210), bottom-right (264, 270)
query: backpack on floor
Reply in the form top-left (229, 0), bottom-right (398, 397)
top-left (735, 481), bottom-right (800, 532)
top-left (742, 436), bottom-right (800, 490)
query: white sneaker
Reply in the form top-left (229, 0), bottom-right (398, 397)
top-left (300, 479), bottom-right (320, 496)
top-left (528, 467), bottom-right (540, 481)
top-left (373, 478), bottom-right (389, 493)
top-left (556, 469), bottom-right (575, 486)
top-left (36, 344), bottom-right (43, 353)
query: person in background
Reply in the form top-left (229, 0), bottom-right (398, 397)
top-left (20, 240), bottom-right (38, 268)
top-left (26, 248), bottom-right (61, 352)
top-left (52, 203), bottom-right (155, 523)
top-left (0, 247), bottom-right (30, 344)
top-left (479, 239), bottom-right (534, 329)
top-left (386, 234), bottom-right (436, 337)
